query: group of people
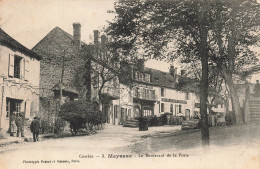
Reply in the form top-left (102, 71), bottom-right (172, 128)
top-left (10, 112), bottom-right (24, 137)
top-left (10, 113), bottom-right (40, 142)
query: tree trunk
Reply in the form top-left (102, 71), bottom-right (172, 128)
top-left (224, 71), bottom-right (243, 124)
top-left (85, 58), bottom-right (92, 102)
top-left (198, 2), bottom-right (210, 146)
top-left (243, 81), bottom-right (250, 123)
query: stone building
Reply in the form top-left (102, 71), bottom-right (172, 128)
top-left (32, 23), bottom-right (121, 126)
top-left (0, 28), bottom-right (41, 134)
top-left (32, 23), bottom-right (86, 127)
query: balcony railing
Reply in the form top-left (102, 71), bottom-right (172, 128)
top-left (134, 89), bottom-right (156, 101)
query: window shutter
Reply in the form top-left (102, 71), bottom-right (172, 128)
top-left (20, 58), bottom-right (25, 80)
top-left (151, 90), bottom-right (155, 100)
top-left (8, 54), bottom-right (14, 77)
top-left (24, 59), bottom-right (29, 81)
top-left (140, 88), bottom-right (144, 99)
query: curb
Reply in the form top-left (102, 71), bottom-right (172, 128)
top-left (0, 139), bottom-right (24, 147)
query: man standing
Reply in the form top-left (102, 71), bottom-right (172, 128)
top-left (30, 117), bottom-right (40, 142)
top-left (15, 113), bottom-right (24, 137)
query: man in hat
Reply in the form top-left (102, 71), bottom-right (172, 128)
top-left (30, 117), bottom-right (40, 142)
top-left (15, 113), bottom-right (24, 137)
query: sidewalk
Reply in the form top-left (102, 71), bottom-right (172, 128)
top-left (0, 133), bottom-right (56, 147)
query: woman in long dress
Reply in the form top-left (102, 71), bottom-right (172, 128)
top-left (10, 113), bottom-right (17, 136)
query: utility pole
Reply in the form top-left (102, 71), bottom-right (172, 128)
top-left (60, 49), bottom-right (66, 107)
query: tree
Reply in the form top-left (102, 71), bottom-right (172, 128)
top-left (107, 0), bottom-right (260, 145)
top-left (107, 0), bottom-right (213, 146)
top-left (210, 0), bottom-right (260, 123)
top-left (75, 32), bottom-right (133, 120)
top-left (59, 100), bottom-right (105, 135)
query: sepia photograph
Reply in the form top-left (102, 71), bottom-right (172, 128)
top-left (0, 0), bottom-right (260, 169)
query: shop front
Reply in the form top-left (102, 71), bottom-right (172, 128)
top-left (133, 97), bottom-right (155, 118)
top-left (0, 78), bottom-right (39, 135)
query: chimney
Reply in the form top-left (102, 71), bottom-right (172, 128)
top-left (73, 23), bottom-right (81, 47)
top-left (101, 34), bottom-right (107, 49)
top-left (169, 65), bottom-right (175, 77)
top-left (93, 30), bottom-right (100, 45)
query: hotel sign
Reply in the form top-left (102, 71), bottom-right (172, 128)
top-left (161, 98), bottom-right (187, 104)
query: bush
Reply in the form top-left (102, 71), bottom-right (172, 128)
top-left (149, 116), bottom-right (158, 126)
top-left (59, 100), bottom-right (105, 135)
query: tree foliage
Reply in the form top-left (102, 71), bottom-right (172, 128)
top-left (107, 0), bottom-right (260, 145)
top-left (59, 100), bottom-right (105, 135)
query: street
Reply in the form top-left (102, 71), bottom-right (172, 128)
top-left (0, 123), bottom-right (259, 169)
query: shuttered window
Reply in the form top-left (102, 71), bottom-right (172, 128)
top-left (8, 54), bottom-right (14, 77)
top-left (24, 59), bottom-right (29, 81)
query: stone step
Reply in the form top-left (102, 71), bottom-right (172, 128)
top-left (123, 124), bottom-right (138, 128)
top-left (249, 105), bottom-right (260, 107)
top-left (123, 119), bottom-right (139, 128)
top-left (250, 119), bottom-right (260, 122)
top-left (249, 108), bottom-right (260, 111)
top-left (250, 115), bottom-right (260, 118)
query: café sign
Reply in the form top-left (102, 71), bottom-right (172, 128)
top-left (161, 98), bottom-right (187, 104)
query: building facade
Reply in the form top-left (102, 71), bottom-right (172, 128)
top-left (0, 28), bottom-right (41, 134)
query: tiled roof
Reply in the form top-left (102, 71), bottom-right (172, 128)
top-left (0, 28), bottom-right (41, 60)
top-left (52, 83), bottom-right (78, 95)
top-left (143, 67), bottom-right (196, 91)
top-left (32, 26), bottom-right (87, 51)
top-left (143, 67), bottom-right (177, 88)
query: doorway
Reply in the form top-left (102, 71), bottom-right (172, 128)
top-left (6, 98), bottom-right (23, 131)
top-left (185, 109), bottom-right (190, 120)
top-left (104, 104), bottom-right (110, 123)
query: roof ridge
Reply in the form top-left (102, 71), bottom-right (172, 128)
top-left (0, 28), bottom-right (41, 60)
top-left (32, 26), bottom-right (72, 50)
top-left (32, 26), bottom-right (87, 50)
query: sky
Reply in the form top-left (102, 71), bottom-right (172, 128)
top-left (0, 0), bottom-right (172, 72)
top-left (0, 0), bottom-right (259, 82)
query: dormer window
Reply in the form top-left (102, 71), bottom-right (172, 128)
top-left (161, 88), bottom-right (165, 97)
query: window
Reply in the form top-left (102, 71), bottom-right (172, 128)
top-left (161, 88), bottom-right (165, 97)
top-left (144, 74), bottom-right (150, 82)
top-left (15, 102), bottom-right (21, 113)
top-left (9, 55), bottom-right (28, 80)
top-left (185, 92), bottom-right (189, 100)
top-left (14, 56), bottom-right (22, 78)
top-left (114, 105), bottom-right (117, 118)
top-left (135, 87), bottom-right (139, 98)
top-left (161, 103), bottom-right (165, 112)
top-left (128, 109), bottom-right (131, 118)
top-left (144, 109), bottom-right (152, 116)
top-left (136, 72), bottom-right (140, 80)
top-left (6, 99), bottom-right (10, 118)
top-left (214, 104), bottom-right (218, 108)
top-left (150, 90), bottom-right (155, 100)
top-left (221, 104), bottom-right (223, 108)
top-left (140, 73), bottom-right (144, 81)
top-left (145, 89), bottom-right (149, 99)
top-left (179, 105), bottom-right (182, 113)
top-left (170, 104), bottom-right (173, 113)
